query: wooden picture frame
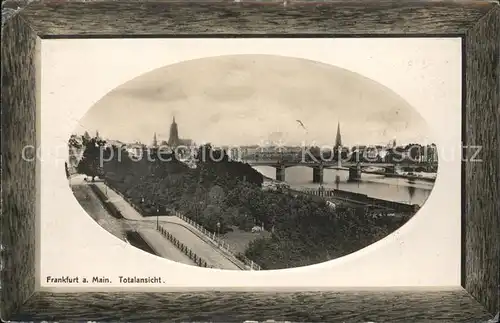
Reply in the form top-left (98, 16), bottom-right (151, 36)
top-left (1, 0), bottom-right (499, 321)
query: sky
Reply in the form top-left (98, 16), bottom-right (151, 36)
top-left (75, 54), bottom-right (431, 147)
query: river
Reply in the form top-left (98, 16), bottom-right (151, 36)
top-left (253, 166), bottom-right (434, 206)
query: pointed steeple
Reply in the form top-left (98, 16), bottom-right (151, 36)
top-left (152, 132), bottom-right (158, 147)
top-left (168, 115), bottom-right (180, 147)
top-left (334, 122), bottom-right (342, 148)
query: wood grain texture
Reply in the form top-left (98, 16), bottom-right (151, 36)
top-left (19, 0), bottom-right (495, 36)
top-left (11, 290), bottom-right (494, 322)
top-left (1, 0), bottom-right (499, 321)
top-left (0, 14), bottom-right (38, 319)
top-left (464, 5), bottom-right (500, 316)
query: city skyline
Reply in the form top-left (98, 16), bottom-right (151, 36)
top-left (75, 116), bottom-right (434, 149)
top-left (75, 55), bottom-right (432, 146)
top-left (73, 124), bottom-right (433, 150)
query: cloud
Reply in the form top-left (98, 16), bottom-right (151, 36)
top-left (77, 55), bottom-right (431, 146)
top-left (111, 81), bottom-right (188, 103)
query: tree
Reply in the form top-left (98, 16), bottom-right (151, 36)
top-left (77, 137), bottom-right (106, 181)
top-left (209, 185), bottom-right (225, 205)
top-left (68, 134), bottom-right (82, 166)
top-left (83, 131), bottom-right (91, 142)
top-left (68, 134), bottom-right (81, 149)
top-left (202, 204), bottom-right (224, 232)
top-left (64, 162), bottom-right (70, 178)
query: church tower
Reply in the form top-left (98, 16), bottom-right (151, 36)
top-left (168, 116), bottom-right (180, 147)
top-left (334, 122), bottom-right (342, 148)
top-left (152, 132), bottom-right (158, 147)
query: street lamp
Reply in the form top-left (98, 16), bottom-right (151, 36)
top-left (156, 206), bottom-right (160, 229)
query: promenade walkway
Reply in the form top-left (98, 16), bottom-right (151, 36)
top-left (91, 182), bottom-right (242, 270)
top-left (137, 228), bottom-right (196, 266)
top-left (158, 219), bottom-right (242, 270)
top-left (93, 182), bottom-right (143, 221)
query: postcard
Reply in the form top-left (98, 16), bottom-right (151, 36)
top-left (38, 38), bottom-right (462, 290)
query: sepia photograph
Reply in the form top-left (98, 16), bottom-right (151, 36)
top-left (67, 54), bottom-right (438, 271)
top-left (3, 1), bottom-right (498, 321)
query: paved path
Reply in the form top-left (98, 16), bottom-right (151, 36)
top-left (93, 182), bottom-right (144, 221)
top-left (73, 181), bottom-right (193, 265)
top-left (90, 182), bottom-right (243, 270)
top-left (158, 219), bottom-right (242, 270)
top-left (137, 229), bottom-right (196, 266)
top-left (71, 184), bottom-right (130, 240)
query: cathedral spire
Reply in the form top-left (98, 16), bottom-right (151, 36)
top-left (168, 115), bottom-right (180, 147)
top-left (152, 132), bottom-right (158, 147)
top-left (334, 122), bottom-right (342, 148)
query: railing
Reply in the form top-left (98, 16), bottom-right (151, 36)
top-left (299, 188), bottom-right (417, 213)
top-left (103, 180), bottom-right (262, 270)
top-left (173, 212), bottom-right (262, 271)
top-left (156, 226), bottom-right (211, 268)
top-left (301, 188), bottom-right (341, 198)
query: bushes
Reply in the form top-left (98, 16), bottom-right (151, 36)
top-left (101, 147), bottom-right (412, 270)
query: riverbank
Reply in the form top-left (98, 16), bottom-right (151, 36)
top-left (255, 166), bottom-right (432, 205)
top-left (263, 174), bottom-right (418, 212)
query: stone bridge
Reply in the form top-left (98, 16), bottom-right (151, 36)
top-left (242, 160), bottom-right (400, 183)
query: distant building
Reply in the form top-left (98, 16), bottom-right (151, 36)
top-left (425, 144), bottom-right (438, 163)
top-left (168, 116), bottom-right (180, 147)
top-left (334, 122), bottom-right (342, 149)
top-left (152, 132), bottom-right (158, 148)
top-left (178, 139), bottom-right (194, 147)
top-left (240, 145), bottom-right (260, 158)
top-left (365, 147), bottom-right (379, 160)
top-left (126, 146), bottom-right (143, 158)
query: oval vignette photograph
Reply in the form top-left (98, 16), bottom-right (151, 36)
top-left (66, 55), bottom-right (438, 271)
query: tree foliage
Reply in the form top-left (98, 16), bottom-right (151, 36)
top-left (77, 136), bottom-right (106, 181)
